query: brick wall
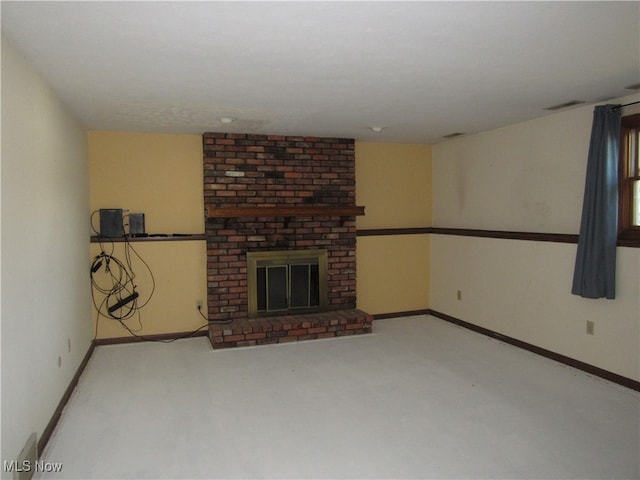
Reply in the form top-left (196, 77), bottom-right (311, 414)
top-left (203, 133), bottom-right (358, 323)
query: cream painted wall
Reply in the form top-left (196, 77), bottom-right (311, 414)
top-left (357, 235), bottom-right (430, 315)
top-left (430, 235), bottom-right (639, 380)
top-left (356, 143), bottom-right (432, 229)
top-left (88, 131), bottom-right (203, 233)
top-left (431, 94), bottom-right (640, 381)
top-left (1, 37), bottom-right (92, 471)
top-left (432, 107), bottom-right (591, 233)
top-left (433, 94), bottom-right (640, 233)
top-left (355, 143), bottom-right (431, 315)
top-left (88, 132), bottom-right (207, 339)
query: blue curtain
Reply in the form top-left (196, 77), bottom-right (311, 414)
top-left (572, 105), bottom-right (621, 299)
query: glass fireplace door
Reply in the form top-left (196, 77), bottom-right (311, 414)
top-left (248, 250), bottom-right (327, 317)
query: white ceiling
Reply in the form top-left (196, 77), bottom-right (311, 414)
top-left (2, 1), bottom-right (639, 144)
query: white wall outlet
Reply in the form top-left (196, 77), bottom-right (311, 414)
top-left (586, 320), bottom-right (595, 335)
top-left (457, 290), bottom-right (462, 301)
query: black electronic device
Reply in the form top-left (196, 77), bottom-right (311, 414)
top-left (129, 213), bottom-right (146, 236)
top-left (99, 209), bottom-right (124, 238)
top-left (108, 292), bottom-right (139, 314)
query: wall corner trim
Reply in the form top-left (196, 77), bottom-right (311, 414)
top-left (93, 329), bottom-right (208, 346)
top-left (427, 309), bottom-right (640, 392)
top-left (37, 342), bottom-right (96, 455)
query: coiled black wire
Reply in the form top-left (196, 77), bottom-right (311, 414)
top-left (91, 210), bottom-right (157, 339)
top-left (90, 211), bottom-right (229, 343)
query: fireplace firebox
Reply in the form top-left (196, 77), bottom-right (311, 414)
top-left (247, 249), bottom-right (328, 317)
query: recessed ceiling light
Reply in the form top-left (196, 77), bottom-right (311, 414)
top-left (219, 117), bottom-right (235, 124)
top-left (544, 100), bottom-right (585, 111)
top-left (370, 126), bottom-right (383, 133)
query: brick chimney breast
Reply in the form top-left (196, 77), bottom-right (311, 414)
top-left (203, 133), bottom-right (358, 323)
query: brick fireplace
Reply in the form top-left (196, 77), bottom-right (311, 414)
top-left (203, 133), bottom-right (372, 348)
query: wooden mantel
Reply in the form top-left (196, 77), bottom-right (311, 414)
top-left (206, 205), bottom-right (365, 219)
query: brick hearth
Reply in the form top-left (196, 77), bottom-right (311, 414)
top-left (209, 309), bottom-right (373, 349)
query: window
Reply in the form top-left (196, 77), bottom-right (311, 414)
top-left (619, 113), bottom-right (640, 243)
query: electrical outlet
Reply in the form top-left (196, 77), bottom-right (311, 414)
top-left (457, 290), bottom-right (462, 301)
top-left (196, 300), bottom-right (203, 309)
top-left (68, 337), bottom-right (71, 353)
top-left (586, 320), bottom-right (595, 335)
top-left (58, 356), bottom-right (62, 368)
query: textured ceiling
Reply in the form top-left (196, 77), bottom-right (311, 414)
top-left (2, 1), bottom-right (639, 143)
